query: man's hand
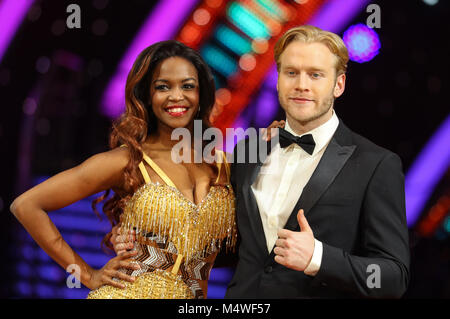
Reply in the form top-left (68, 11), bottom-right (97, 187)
top-left (274, 209), bottom-right (315, 271)
top-left (262, 120), bottom-right (285, 141)
top-left (110, 224), bottom-right (135, 256)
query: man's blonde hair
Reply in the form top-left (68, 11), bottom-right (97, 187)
top-left (274, 25), bottom-right (349, 76)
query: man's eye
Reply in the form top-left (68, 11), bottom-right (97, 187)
top-left (311, 73), bottom-right (321, 78)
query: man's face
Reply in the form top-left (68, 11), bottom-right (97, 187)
top-left (277, 41), bottom-right (345, 132)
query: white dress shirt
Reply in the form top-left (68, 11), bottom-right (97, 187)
top-left (251, 110), bottom-right (339, 275)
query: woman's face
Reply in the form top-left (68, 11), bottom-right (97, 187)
top-left (150, 56), bottom-right (200, 132)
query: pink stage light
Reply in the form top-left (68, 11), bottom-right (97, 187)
top-left (0, 0), bottom-right (35, 63)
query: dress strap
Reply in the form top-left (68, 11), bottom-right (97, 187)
top-left (223, 151), bottom-right (231, 181)
top-left (142, 152), bottom-right (178, 189)
top-left (214, 150), bottom-right (231, 184)
top-left (138, 162), bottom-right (152, 184)
top-left (119, 144), bottom-right (152, 184)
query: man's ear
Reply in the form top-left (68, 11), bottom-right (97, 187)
top-left (334, 73), bottom-right (346, 98)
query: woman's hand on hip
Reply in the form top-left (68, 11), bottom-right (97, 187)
top-left (86, 250), bottom-right (140, 290)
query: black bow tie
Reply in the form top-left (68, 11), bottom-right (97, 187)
top-left (278, 128), bottom-right (316, 155)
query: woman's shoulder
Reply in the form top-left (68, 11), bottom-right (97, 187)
top-left (102, 144), bottom-right (130, 162)
top-left (83, 145), bottom-right (131, 176)
top-left (81, 145), bottom-right (132, 191)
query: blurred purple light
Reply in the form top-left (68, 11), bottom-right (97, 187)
top-left (308, 0), bottom-right (372, 32)
top-left (36, 283), bottom-right (54, 298)
top-left (15, 281), bottom-right (32, 296)
top-left (39, 265), bottom-right (64, 282)
top-left (405, 114), bottom-right (450, 226)
top-left (343, 23), bottom-right (381, 63)
top-left (17, 262), bottom-right (32, 277)
top-left (63, 287), bottom-right (89, 299)
top-left (21, 244), bottom-right (35, 260)
top-left (0, 0), bottom-right (34, 62)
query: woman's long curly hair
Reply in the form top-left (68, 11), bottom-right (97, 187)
top-left (92, 40), bottom-right (216, 252)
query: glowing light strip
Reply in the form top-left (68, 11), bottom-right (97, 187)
top-left (0, 0), bottom-right (34, 63)
top-left (243, 0), bottom-right (284, 32)
top-left (215, 25), bottom-right (252, 56)
top-left (307, 0), bottom-right (372, 31)
top-left (255, 0), bottom-right (288, 22)
top-left (201, 44), bottom-right (238, 77)
top-left (405, 114), bottom-right (450, 226)
top-left (101, 0), bottom-right (200, 118)
top-left (227, 2), bottom-right (271, 39)
top-left (417, 195), bottom-right (450, 237)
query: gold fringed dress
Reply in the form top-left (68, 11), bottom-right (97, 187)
top-left (87, 149), bottom-right (237, 299)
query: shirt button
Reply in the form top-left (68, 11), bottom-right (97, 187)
top-left (268, 217), bottom-right (277, 228)
top-left (264, 266), bottom-right (273, 273)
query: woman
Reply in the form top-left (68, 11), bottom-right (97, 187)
top-left (10, 40), bottom-right (237, 299)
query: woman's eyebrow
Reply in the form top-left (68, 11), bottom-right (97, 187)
top-left (182, 77), bottom-right (197, 82)
top-left (153, 79), bottom-right (168, 84)
top-left (153, 77), bottom-right (197, 83)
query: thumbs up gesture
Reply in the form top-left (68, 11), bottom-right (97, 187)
top-left (274, 209), bottom-right (315, 272)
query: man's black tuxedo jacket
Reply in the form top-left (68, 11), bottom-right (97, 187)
top-left (224, 119), bottom-right (410, 298)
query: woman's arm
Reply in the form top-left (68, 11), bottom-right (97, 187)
top-left (10, 146), bottom-right (138, 289)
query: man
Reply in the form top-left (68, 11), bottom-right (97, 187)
top-left (224, 25), bottom-right (410, 298)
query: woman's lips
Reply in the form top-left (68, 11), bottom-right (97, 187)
top-left (165, 106), bottom-right (189, 117)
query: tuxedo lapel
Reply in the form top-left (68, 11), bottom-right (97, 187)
top-left (283, 121), bottom-right (356, 232)
top-left (264, 121), bottom-right (356, 260)
top-left (241, 136), bottom-right (277, 256)
top-left (242, 174), bottom-right (268, 256)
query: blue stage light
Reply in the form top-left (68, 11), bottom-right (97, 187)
top-left (15, 281), bottom-right (32, 296)
top-left (17, 261), bottom-right (32, 278)
top-left (38, 265), bottom-right (64, 281)
top-left (215, 25), bottom-right (252, 56)
top-left (444, 216), bottom-right (450, 233)
top-left (36, 283), bottom-right (55, 298)
top-left (255, 0), bottom-right (287, 22)
top-left (63, 286), bottom-right (89, 299)
top-left (227, 2), bottom-right (270, 39)
top-left (343, 23), bottom-right (380, 63)
top-left (21, 244), bottom-right (35, 261)
top-left (201, 44), bottom-right (238, 77)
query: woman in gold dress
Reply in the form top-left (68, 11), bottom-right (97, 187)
top-left (10, 40), bottom-right (237, 299)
